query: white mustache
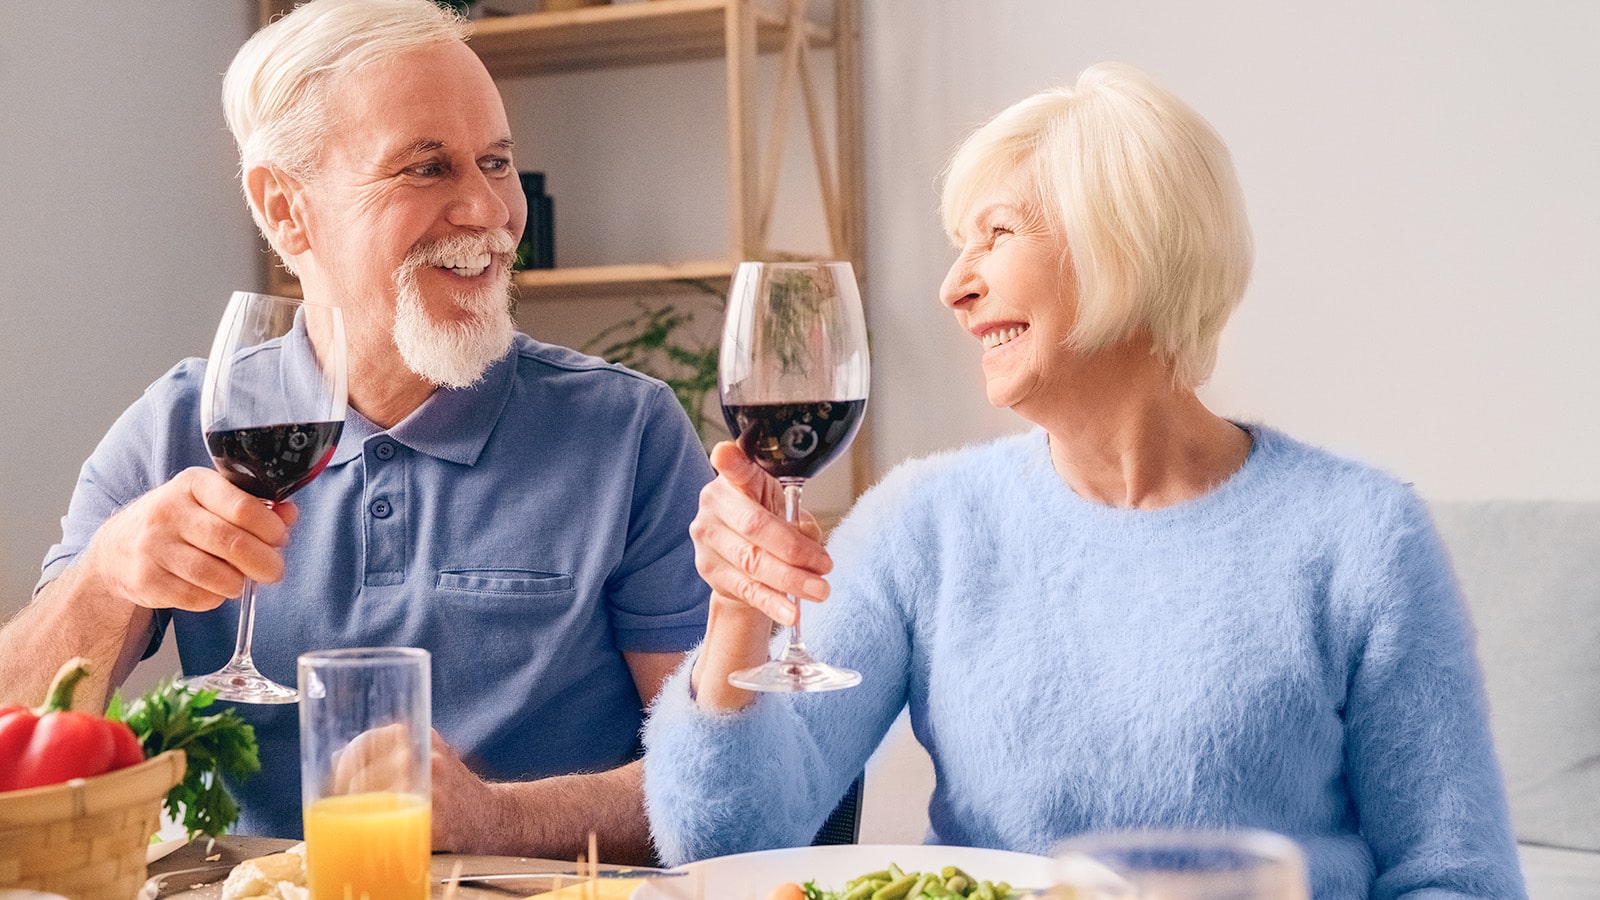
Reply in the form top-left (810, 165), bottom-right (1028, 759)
top-left (402, 231), bottom-right (516, 270)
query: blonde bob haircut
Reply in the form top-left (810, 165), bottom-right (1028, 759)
top-left (223, 0), bottom-right (467, 267)
top-left (941, 62), bottom-right (1253, 389)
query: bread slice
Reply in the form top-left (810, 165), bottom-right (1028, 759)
top-left (220, 843), bottom-right (308, 900)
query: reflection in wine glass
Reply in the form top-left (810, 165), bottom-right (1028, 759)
top-left (185, 291), bottom-right (347, 704)
top-left (719, 261), bottom-right (869, 693)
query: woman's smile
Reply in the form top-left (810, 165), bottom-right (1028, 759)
top-left (978, 322), bottom-right (1030, 354)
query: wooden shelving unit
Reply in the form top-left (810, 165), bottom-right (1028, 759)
top-left (468, 0), bottom-right (831, 76)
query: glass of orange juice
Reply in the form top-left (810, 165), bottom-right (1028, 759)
top-left (298, 647), bottom-right (431, 900)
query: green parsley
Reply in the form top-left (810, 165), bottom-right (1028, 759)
top-left (108, 677), bottom-right (261, 841)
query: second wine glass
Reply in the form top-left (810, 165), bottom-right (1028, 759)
top-left (719, 261), bottom-right (869, 693)
top-left (186, 291), bottom-right (348, 704)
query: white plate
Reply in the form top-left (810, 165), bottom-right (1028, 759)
top-left (631, 844), bottom-right (1057, 900)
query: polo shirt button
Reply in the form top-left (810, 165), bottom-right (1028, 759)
top-left (374, 442), bottom-right (395, 461)
top-left (370, 498), bottom-right (392, 519)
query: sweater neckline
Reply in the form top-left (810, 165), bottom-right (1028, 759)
top-left (1021, 422), bottom-right (1280, 537)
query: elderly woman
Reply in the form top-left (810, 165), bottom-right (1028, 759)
top-left (642, 63), bottom-right (1524, 897)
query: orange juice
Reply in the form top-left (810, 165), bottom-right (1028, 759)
top-left (304, 791), bottom-right (430, 900)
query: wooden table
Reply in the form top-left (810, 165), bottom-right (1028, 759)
top-left (145, 836), bottom-right (643, 898)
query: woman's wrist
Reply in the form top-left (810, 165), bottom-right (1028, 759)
top-left (691, 596), bottom-right (776, 712)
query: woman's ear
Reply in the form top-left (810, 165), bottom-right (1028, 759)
top-left (245, 164), bottom-right (311, 257)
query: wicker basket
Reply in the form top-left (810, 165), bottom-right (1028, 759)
top-left (0, 750), bottom-right (185, 900)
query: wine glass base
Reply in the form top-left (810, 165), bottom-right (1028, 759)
top-left (728, 659), bottom-right (862, 693)
top-left (184, 667), bottom-right (299, 704)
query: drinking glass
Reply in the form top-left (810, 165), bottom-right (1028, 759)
top-left (719, 260), bottom-right (870, 692)
top-left (299, 648), bottom-right (432, 900)
top-left (186, 291), bottom-right (347, 704)
top-left (1052, 829), bottom-right (1311, 900)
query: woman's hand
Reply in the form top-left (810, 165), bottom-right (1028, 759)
top-left (691, 442), bottom-right (833, 625)
top-left (688, 442), bottom-right (834, 710)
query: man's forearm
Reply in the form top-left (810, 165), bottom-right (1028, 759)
top-left (0, 567), bottom-right (152, 708)
top-left (459, 760), bottom-right (656, 865)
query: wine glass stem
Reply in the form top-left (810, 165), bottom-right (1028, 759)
top-left (230, 577), bottom-right (261, 669)
top-left (781, 479), bottom-right (807, 653)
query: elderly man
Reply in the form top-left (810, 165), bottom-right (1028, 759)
top-left (0, 0), bottom-right (711, 861)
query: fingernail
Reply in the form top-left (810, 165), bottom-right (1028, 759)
top-left (803, 579), bottom-right (829, 600)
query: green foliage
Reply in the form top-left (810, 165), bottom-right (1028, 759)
top-left (584, 287), bottom-right (724, 445)
top-left (109, 677), bottom-right (261, 842)
top-left (765, 267), bottom-right (827, 374)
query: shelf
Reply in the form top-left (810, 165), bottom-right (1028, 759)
top-left (469, 0), bottom-right (832, 77)
top-left (512, 260), bottom-right (734, 299)
top-left (268, 262), bottom-right (734, 303)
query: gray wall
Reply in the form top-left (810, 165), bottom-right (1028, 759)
top-left (861, 0), bottom-right (1600, 500)
top-left (0, 4), bottom-right (258, 683)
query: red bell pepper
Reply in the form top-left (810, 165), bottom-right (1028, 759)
top-left (0, 657), bottom-right (146, 792)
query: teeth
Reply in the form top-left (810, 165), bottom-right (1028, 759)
top-left (981, 325), bottom-right (1027, 349)
top-left (439, 253), bottom-right (492, 276)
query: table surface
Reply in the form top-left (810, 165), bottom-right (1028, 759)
top-left (145, 836), bottom-right (646, 898)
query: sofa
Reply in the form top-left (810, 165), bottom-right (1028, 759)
top-left (1432, 501), bottom-right (1600, 898)
top-left (859, 500), bottom-right (1600, 898)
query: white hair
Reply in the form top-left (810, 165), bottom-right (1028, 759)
top-left (223, 0), bottom-right (469, 262)
top-left (941, 62), bottom-right (1254, 389)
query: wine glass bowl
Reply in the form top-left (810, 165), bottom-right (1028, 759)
top-left (186, 291), bottom-right (348, 704)
top-left (1052, 829), bottom-right (1311, 899)
top-left (718, 261), bottom-right (869, 693)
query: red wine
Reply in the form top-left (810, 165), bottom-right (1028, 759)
top-left (722, 400), bottom-right (866, 480)
top-left (205, 422), bottom-right (343, 503)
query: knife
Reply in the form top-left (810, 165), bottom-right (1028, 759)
top-left (440, 867), bottom-right (689, 883)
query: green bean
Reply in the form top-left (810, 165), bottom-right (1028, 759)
top-left (872, 873), bottom-right (921, 900)
top-left (905, 872), bottom-right (937, 899)
top-left (842, 881), bottom-right (879, 900)
top-left (816, 863), bottom-right (1025, 900)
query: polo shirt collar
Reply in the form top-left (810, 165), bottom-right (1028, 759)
top-left (328, 342), bottom-right (518, 467)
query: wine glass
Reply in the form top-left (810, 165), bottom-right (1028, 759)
top-left (186, 291), bottom-right (348, 704)
top-left (719, 260), bottom-right (869, 692)
top-left (1051, 829), bottom-right (1311, 899)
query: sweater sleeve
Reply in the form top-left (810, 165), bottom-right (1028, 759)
top-left (1341, 490), bottom-right (1526, 899)
top-left (641, 469), bottom-right (927, 866)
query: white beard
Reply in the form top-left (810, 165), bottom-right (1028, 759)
top-left (391, 233), bottom-right (516, 389)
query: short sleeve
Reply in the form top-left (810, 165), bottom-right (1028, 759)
top-left (37, 359), bottom-right (208, 594)
top-left (604, 382), bottom-right (714, 652)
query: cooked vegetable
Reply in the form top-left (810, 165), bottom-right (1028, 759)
top-left (109, 675), bottom-right (261, 841)
top-left (0, 658), bottom-right (145, 792)
top-left (793, 864), bottom-right (1026, 900)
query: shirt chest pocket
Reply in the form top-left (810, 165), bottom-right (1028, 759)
top-left (436, 569), bottom-right (575, 599)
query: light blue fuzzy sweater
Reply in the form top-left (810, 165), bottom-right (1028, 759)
top-left (642, 426), bottom-right (1526, 898)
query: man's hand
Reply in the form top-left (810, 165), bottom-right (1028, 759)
top-left (425, 731), bottom-right (653, 863)
top-left (430, 730), bottom-right (500, 852)
top-left (77, 467), bottom-right (296, 612)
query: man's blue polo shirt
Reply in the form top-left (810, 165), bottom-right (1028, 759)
top-left (40, 333), bottom-right (713, 838)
